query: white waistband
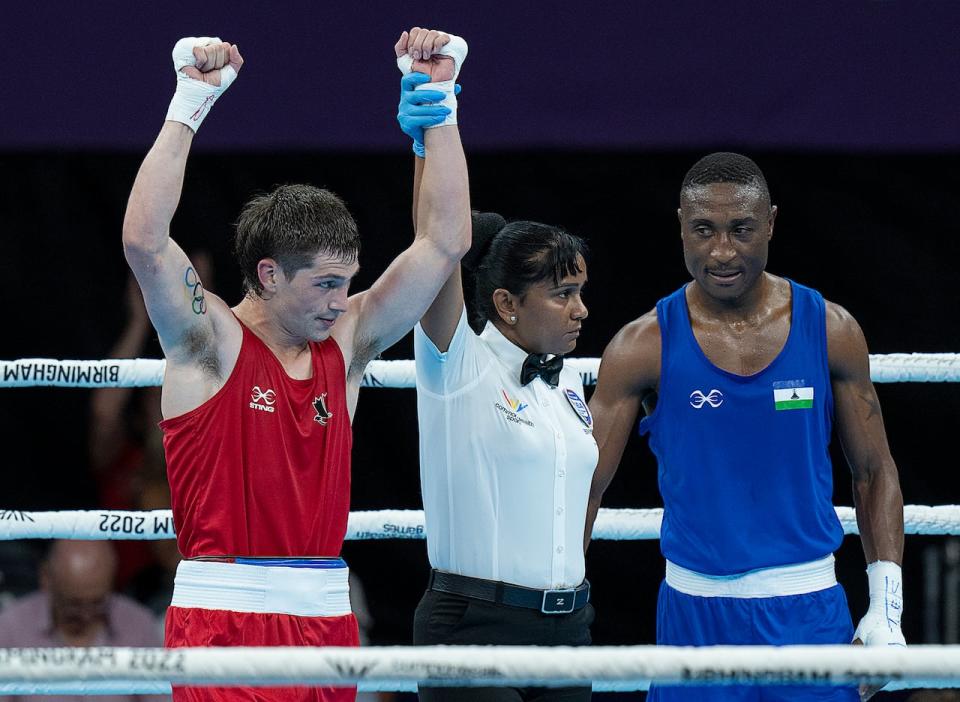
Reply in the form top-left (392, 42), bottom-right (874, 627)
top-left (171, 560), bottom-right (352, 617)
top-left (665, 555), bottom-right (837, 598)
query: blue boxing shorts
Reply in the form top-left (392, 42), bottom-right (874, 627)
top-left (648, 581), bottom-right (858, 702)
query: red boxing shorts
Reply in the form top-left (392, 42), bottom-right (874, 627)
top-left (165, 558), bottom-right (360, 702)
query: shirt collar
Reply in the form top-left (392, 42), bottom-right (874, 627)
top-left (480, 321), bottom-right (559, 382)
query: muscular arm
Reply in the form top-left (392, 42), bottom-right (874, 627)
top-left (122, 123), bottom-right (236, 361)
top-left (123, 40), bottom-right (242, 398)
top-left (827, 302), bottom-right (904, 564)
top-left (413, 133), bottom-right (465, 352)
top-left (584, 312), bottom-right (660, 552)
top-left (348, 124), bottom-right (470, 367)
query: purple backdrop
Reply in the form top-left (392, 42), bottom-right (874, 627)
top-left (3, 1), bottom-right (958, 151)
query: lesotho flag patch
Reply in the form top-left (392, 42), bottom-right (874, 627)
top-left (773, 379), bottom-right (814, 410)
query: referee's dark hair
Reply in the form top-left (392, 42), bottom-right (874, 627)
top-left (463, 211), bottom-right (587, 330)
top-left (681, 152), bottom-right (772, 209)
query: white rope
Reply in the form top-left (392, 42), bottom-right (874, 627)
top-left (1, 505), bottom-right (958, 541)
top-left (0, 645), bottom-right (958, 689)
top-left (0, 679), bottom-right (954, 695)
top-left (868, 353), bottom-right (960, 383)
top-left (2, 354), bottom-right (958, 388)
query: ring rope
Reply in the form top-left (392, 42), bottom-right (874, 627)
top-left (1, 505), bottom-right (957, 541)
top-left (0, 645), bottom-right (958, 689)
top-left (2, 353), bottom-right (958, 388)
top-left (0, 679), bottom-right (952, 696)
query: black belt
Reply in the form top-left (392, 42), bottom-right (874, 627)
top-left (428, 569), bottom-right (590, 615)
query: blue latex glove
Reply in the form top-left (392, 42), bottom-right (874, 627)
top-left (397, 72), bottom-right (459, 157)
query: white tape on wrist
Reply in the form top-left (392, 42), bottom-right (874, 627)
top-left (854, 560), bottom-right (906, 646)
top-left (396, 33), bottom-right (468, 129)
top-left (165, 37), bottom-right (237, 132)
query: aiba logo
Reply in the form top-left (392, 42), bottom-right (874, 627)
top-left (249, 386), bottom-right (277, 413)
top-left (689, 389), bottom-right (724, 409)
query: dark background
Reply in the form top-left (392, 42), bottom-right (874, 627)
top-left (1, 2), bottom-right (959, 699)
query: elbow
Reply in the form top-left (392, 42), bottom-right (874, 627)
top-left (852, 456), bottom-right (902, 504)
top-left (419, 212), bottom-right (471, 262)
top-left (122, 235), bottom-right (151, 267)
top-left (121, 219), bottom-right (148, 256)
top-left (442, 220), bottom-right (472, 262)
top-left (451, 236), bottom-right (471, 262)
top-left (122, 226), bottom-right (164, 264)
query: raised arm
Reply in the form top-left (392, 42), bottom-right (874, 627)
top-left (123, 39), bottom-right (243, 416)
top-left (345, 29), bottom-right (471, 367)
top-left (584, 313), bottom-right (660, 552)
top-left (123, 119), bottom-right (212, 356)
top-left (827, 302), bottom-right (905, 657)
top-left (402, 65), bottom-right (465, 351)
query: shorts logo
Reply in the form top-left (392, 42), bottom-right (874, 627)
top-left (689, 389), bottom-right (723, 409)
top-left (313, 393), bottom-right (333, 426)
top-left (249, 386), bottom-right (277, 413)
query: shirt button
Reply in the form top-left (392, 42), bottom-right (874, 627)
top-left (544, 400), bottom-right (551, 407)
top-left (556, 546), bottom-right (564, 553)
top-left (556, 507), bottom-right (564, 515)
top-left (558, 470), bottom-right (565, 477)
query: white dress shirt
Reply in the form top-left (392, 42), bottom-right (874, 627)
top-left (414, 307), bottom-right (599, 590)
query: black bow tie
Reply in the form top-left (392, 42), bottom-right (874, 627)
top-left (520, 353), bottom-right (564, 388)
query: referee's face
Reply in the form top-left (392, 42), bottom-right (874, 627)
top-left (511, 257), bottom-right (588, 356)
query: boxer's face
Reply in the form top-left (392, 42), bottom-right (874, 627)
top-left (679, 183), bottom-right (776, 303)
top-left (508, 255), bottom-right (588, 356)
top-left (272, 252), bottom-right (359, 342)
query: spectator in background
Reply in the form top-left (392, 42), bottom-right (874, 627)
top-left (0, 540), bottom-right (167, 702)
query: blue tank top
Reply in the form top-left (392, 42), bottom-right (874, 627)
top-left (639, 279), bottom-right (843, 575)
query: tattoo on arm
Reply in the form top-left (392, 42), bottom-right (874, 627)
top-left (184, 267), bottom-right (207, 315)
top-left (859, 391), bottom-right (881, 421)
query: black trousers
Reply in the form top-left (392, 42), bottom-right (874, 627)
top-left (413, 588), bottom-right (594, 702)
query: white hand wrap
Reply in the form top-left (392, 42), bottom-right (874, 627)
top-left (396, 33), bottom-right (468, 128)
top-left (165, 37), bottom-right (238, 132)
top-left (854, 561), bottom-right (906, 646)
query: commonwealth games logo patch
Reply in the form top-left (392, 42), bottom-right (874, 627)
top-left (773, 379), bottom-right (814, 410)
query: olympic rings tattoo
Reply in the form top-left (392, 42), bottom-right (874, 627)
top-left (184, 267), bottom-right (207, 315)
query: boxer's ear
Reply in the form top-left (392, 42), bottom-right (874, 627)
top-left (257, 259), bottom-right (279, 294)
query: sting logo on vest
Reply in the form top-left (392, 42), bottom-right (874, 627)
top-left (249, 386), bottom-right (277, 413)
top-left (689, 389), bottom-right (724, 409)
top-left (313, 393), bottom-right (333, 426)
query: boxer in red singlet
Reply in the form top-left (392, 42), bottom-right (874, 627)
top-left (122, 29), bottom-right (469, 702)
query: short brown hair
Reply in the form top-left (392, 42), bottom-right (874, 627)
top-left (234, 184), bottom-right (361, 296)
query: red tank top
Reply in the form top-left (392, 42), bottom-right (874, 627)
top-left (160, 322), bottom-right (352, 558)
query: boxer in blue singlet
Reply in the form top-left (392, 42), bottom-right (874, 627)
top-left (585, 153), bottom-right (906, 702)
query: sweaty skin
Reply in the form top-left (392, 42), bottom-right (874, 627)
top-left (123, 35), bottom-right (470, 423)
top-left (584, 181), bottom-right (904, 608)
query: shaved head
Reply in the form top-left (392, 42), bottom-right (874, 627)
top-left (42, 541), bottom-right (117, 641)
